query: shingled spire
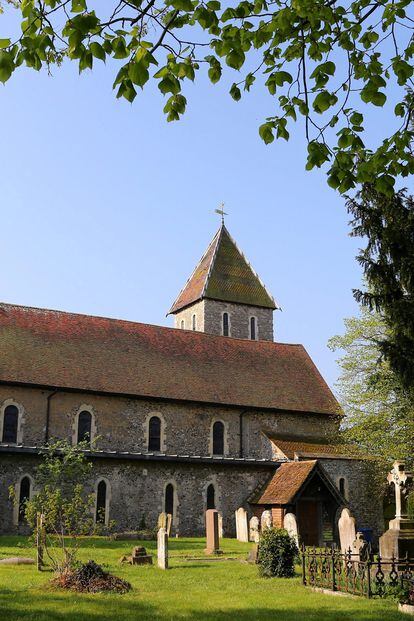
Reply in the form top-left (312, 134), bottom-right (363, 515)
top-left (169, 225), bottom-right (278, 341)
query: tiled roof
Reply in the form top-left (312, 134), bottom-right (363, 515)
top-left (169, 225), bottom-right (277, 313)
top-left (253, 461), bottom-right (317, 504)
top-left (0, 303), bottom-right (339, 415)
top-left (269, 436), bottom-right (360, 460)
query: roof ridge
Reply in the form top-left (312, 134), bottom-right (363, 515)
top-left (218, 226), bottom-right (279, 310)
top-left (0, 300), bottom-right (305, 348)
top-left (200, 224), bottom-right (224, 299)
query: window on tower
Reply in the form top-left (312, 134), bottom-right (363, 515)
top-left (206, 484), bottom-right (216, 510)
top-left (2, 404), bottom-right (19, 444)
top-left (180, 319), bottom-right (185, 329)
top-left (77, 410), bottom-right (92, 445)
top-left (222, 312), bottom-right (229, 337)
top-left (192, 314), bottom-right (196, 331)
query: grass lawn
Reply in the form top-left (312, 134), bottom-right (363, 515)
top-left (0, 536), bottom-right (407, 620)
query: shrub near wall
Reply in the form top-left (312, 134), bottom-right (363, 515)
top-left (257, 528), bottom-right (298, 578)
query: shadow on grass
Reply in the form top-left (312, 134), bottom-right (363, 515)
top-left (0, 592), bottom-right (405, 621)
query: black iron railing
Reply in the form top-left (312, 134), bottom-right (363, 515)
top-left (301, 545), bottom-right (414, 598)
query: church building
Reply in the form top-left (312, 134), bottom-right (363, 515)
top-left (0, 224), bottom-right (382, 543)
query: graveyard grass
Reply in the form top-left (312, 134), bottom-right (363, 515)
top-left (0, 536), bottom-right (407, 620)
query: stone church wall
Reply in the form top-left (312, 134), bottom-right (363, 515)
top-left (173, 299), bottom-right (274, 341)
top-left (0, 453), bottom-right (272, 536)
top-left (320, 458), bottom-right (384, 543)
top-left (0, 385), bottom-right (338, 458)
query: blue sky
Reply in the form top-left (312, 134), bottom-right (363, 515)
top-left (1, 9), bottom-right (405, 391)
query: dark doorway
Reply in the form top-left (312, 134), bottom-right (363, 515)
top-left (96, 480), bottom-right (107, 524)
top-left (19, 476), bottom-right (30, 524)
top-left (298, 499), bottom-right (320, 546)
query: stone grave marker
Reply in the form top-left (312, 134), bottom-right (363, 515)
top-left (166, 513), bottom-right (172, 537)
top-left (338, 508), bottom-right (356, 554)
top-left (380, 461), bottom-right (414, 559)
top-left (132, 546), bottom-right (153, 565)
top-left (235, 507), bottom-right (249, 542)
top-left (157, 527), bottom-right (168, 570)
top-left (352, 532), bottom-right (369, 561)
top-left (283, 512), bottom-right (299, 547)
top-left (218, 513), bottom-right (223, 539)
top-left (205, 509), bottom-right (221, 555)
top-left (261, 510), bottom-right (272, 532)
top-left (249, 516), bottom-right (260, 543)
top-left (158, 512), bottom-right (168, 530)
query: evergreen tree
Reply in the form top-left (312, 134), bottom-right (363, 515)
top-left (347, 186), bottom-right (414, 388)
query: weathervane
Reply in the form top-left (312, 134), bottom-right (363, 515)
top-left (215, 202), bottom-right (228, 225)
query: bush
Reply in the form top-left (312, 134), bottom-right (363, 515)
top-left (257, 528), bottom-right (298, 578)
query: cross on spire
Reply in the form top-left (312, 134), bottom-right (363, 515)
top-left (215, 202), bottom-right (228, 225)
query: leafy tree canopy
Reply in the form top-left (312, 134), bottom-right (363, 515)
top-left (329, 304), bottom-right (414, 469)
top-left (0, 0), bottom-right (413, 194)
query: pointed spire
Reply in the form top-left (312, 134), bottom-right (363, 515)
top-left (169, 225), bottom-right (277, 314)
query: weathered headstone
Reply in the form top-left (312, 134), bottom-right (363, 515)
top-left (247, 544), bottom-right (259, 564)
top-left (157, 512), bottom-right (168, 530)
top-left (249, 516), bottom-right (260, 543)
top-left (205, 509), bottom-right (221, 555)
top-left (218, 513), bottom-right (223, 539)
top-left (283, 512), bottom-right (299, 547)
top-left (166, 513), bottom-right (172, 537)
top-left (338, 508), bottom-right (356, 554)
top-left (352, 532), bottom-right (369, 561)
top-left (379, 461), bottom-right (414, 559)
top-left (157, 527), bottom-right (168, 570)
top-left (132, 546), bottom-right (153, 565)
top-left (261, 510), bottom-right (272, 532)
top-left (235, 507), bottom-right (249, 542)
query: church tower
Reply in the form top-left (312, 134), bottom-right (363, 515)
top-left (168, 224), bottom-right (278, 341)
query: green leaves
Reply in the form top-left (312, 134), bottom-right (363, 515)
top-left (230, 82), bottom-right (241, 101)
top-left (392, 56), bottom-right (413, 86)
top-left (90, 42), bottom-right (105, 62)
top-left (0, 51), bottom-right (14, 83)
top-left (259, 122), bottom-right (274, 145)
top-left (71, 0), bottom-right (87, 13)
top-left (225, 48), bottom-right (245, 70)
top-left (313, 90), bottom-right (338, 114)
top-left (360, 77), bottom-right (387, 107)
top-left (0, 39), bottom-right (11, 49)
top-left (306, 140), bottom-right (330, 169)
top-left (163, 93), bottom-right (187, 121)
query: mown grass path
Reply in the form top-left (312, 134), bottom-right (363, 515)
top-left (0, 536), bottom-right (407, 620)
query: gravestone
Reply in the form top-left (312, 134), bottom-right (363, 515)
top-left (235, 507), bottom-right (249, 542)
top-left (132, 546), bottom-right (153, 565)
top-left (283, 512), bottom-right (299, 547)
top-left (261, 510), bottom-right (272, 532)
top-left (205, 509), bottom-right (221, 555)
top-left (158, 512), bottom-right (168, 530)
top-left (338, 508), bottom-right (356, 554)
top-left (379, 461), bottom-right (414, 559)
top-left (352, 532), bottom-right (369, 561)
top-left (249, 516), bottom-right (260, 543)
top-left (157, 527), bottom-right (168, 570)
top-left (166, 513), bottom-right (172, 537)
top-left (218, 513), bottom-right (223, 539)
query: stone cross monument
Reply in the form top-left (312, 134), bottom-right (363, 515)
top-left (379, 461), bottom-right (414, 559)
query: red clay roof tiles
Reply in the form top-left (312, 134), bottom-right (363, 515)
top-left (254, 461), bottom-right (317, 504)
top-left (0, 302), bottom-right (339, 414)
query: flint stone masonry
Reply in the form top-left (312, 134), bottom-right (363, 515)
top-left (174, 299), bottom-right (274, 342)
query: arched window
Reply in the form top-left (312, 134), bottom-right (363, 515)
top-left (96, 480), bottom-right (107, 524)
top-left (148, 416), bottom-right (161, 451)
top-left (212, 421), bottom-right (224, 456)
top-left (77, 410), bottom-right (92, 444)
top-left (165, 483), bottom-right (174, 516)
top-left (19, 476), bottom-right (31, 524)
top-left (2, 405), bottom-right (18, 443)
top-left (339, 477), bottom-right (346, 498)
top-left (207, 484), bottom-right (215, 510)
top-left (250, 316), bottom-right (257, 340)
top-left (192, 314), bottom-right (196, 331)
top-left (222, 312), bottom-right (229, 337)
top-left (180, 319), bottom-right (185, 329)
